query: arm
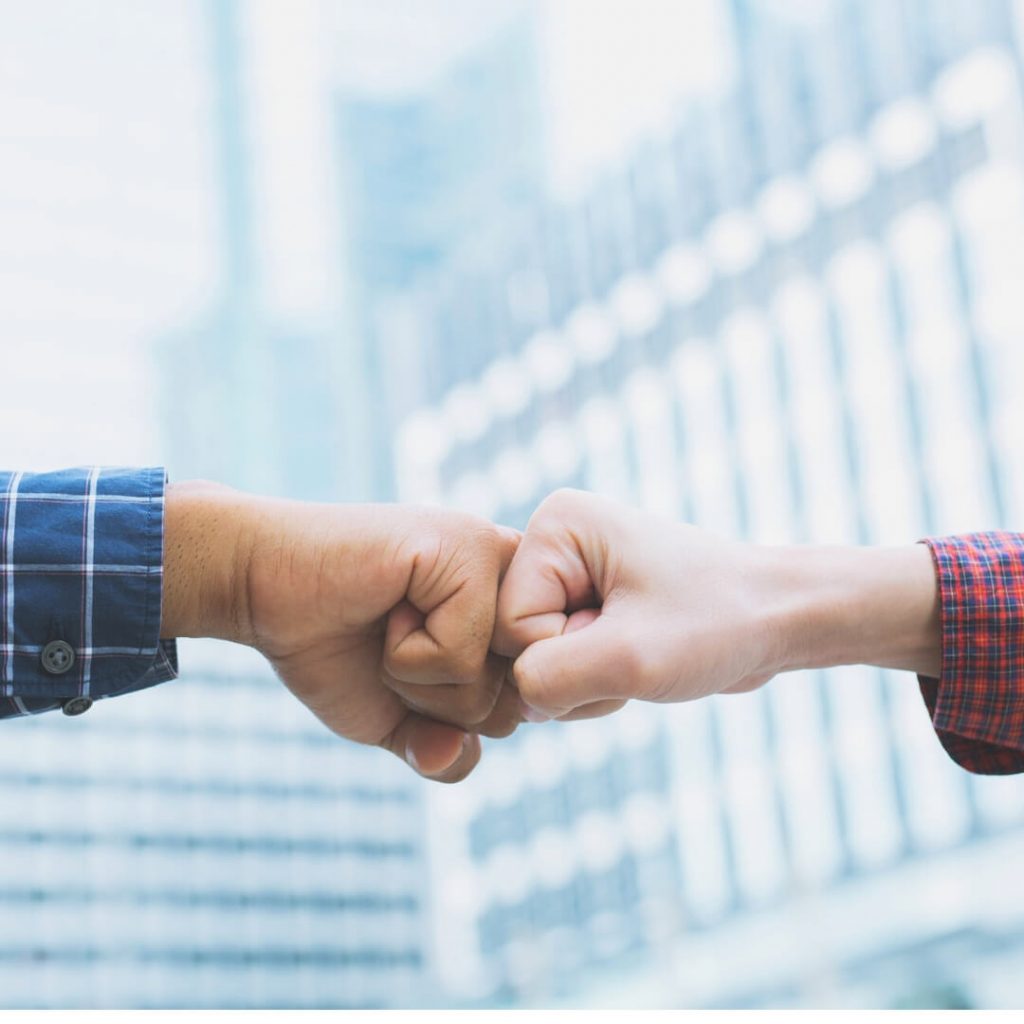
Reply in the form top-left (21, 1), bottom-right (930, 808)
top-left (1, 468), bottom-right (522, 783)
top-left (494, 489), bottom-right (1024, 774)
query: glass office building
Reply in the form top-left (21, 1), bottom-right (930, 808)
top-left (0, 644), bottom-right (429, 1009)
top-left (336, 13), bottom-right (544, 497)
top-left (147, 0), bottom-right (544, 1010)
top-left (150, 0), bottom-right (439, 1008)
top-left (391, 0), bottom-right (1024, 1007)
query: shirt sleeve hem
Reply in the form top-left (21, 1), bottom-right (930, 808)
top-left (915, 534), bottom-right (1024, 774)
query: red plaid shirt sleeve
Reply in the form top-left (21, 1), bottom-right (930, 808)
top-left (918, 531), bottom-right (1024, 775)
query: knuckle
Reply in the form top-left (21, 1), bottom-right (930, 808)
top-left (451, 514), bottom-right (504, 558)
top-left (536, 487), bottom-right (582, 522)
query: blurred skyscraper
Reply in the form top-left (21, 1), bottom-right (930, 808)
top-left (391, 0), bottom-right (1024, 1008)
top-left (336, 13), bottom-right (544, 495)
top-left (146, 0), bottom-right (545, 1009)
top-left (157, 0), bottom-right (351, 503)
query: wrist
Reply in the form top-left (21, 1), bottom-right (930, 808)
top-left (160, 480), bottom-right (258, 643)
top-left (762, 542), bottom-right (941, 678)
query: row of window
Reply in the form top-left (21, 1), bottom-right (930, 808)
top-left (0, 888), bottom-right (419, 912)
top-left (468, 734), bottom-right (671, 861)
top-left (477, 845), bottom-right (682, 956)
top-left (0, 830), bottom-right (417, 858)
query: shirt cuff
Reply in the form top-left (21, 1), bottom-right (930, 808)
top-left (917, 532), bottom-right (1024, 775)
top-left (0, 466), bottom-right (178, 718)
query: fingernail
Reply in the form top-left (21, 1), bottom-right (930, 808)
top-left (405, 733), bottom-right (469, 777)
top-left (519, 698), bottom-right (550, 724)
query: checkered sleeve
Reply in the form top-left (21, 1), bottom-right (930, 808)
top-left (918, 532), bottom-right (1024, 775)
top-left (0, 467), bottom-right (178, 720)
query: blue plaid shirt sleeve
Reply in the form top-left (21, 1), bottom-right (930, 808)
top-left (0, 466), bottom-right (178, 719)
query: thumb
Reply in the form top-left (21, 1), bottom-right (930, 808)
top-left (380, 712), bottom-right (482, 784)
top-left (513, 611), bottom-right (640, 719)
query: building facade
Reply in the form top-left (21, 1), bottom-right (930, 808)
top-left (149, 0), bottom-right (546, 1008)
top-left (392, 0), bottom-right (1024, 1007)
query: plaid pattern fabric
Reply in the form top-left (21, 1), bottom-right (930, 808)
top-left (0, 467), bottom-right (177, 719)
top-left (919, 532), bottom-right (1024, 775)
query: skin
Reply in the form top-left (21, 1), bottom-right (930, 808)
top-left (160, 480), bottom-right (523, 783)
top-left (493, 489), bottom-right (941, 721)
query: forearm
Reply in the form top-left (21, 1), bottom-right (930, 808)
top-left (761, 543), bottom-right (941, 679)
top-left (160, 483), bottom-right (428, 649)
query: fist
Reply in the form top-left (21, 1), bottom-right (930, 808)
top-left (235, 497), bottom-right (523, 782)
top-left (493, 489), bottom-right (782, 721)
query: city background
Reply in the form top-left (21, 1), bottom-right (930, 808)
top-left (1, 0), bottom-right (1024, 1009)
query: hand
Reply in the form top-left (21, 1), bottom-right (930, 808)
top-left (493, 489), bottom-right (940, 721)
top-left (493, 489), bottom-right (776, 720)
top-left (162, 481), bottom-right (522, 782)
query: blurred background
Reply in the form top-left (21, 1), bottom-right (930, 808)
top-left (2, 0), bottom-right (1024, 1009)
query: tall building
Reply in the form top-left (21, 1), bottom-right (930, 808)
top-left (390, 0), bottom-right (1024, 1007)
top-left (335, 12), bottom-right (545, 497)
top-left (157, 0), bottom-right (355, 504)
top-left (99, 0), bottom-right (433, 1008)
top-left (148, 0), bottom-right (546, 1008)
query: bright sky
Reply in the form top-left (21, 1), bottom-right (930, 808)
top-left (0, 0), bottom-right (215, 470)
top-left (538, 0), bottom-right (734, 197)
top-left (332, 0), bottom-right (735, 198)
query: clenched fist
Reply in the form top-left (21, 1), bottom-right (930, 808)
top-left (161, 481), bottom-right (522, 782)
